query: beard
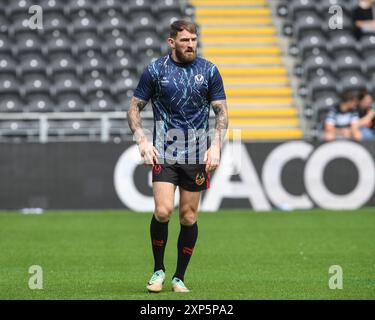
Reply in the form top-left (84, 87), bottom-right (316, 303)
top-left (175, 46), bottom-right (197, 63)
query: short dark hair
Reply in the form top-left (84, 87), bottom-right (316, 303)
top-left (169, 20), bottom-right (198, 39)
top-left (341, 90), bottom-right (361, 103)
top-left (358, 89), bottom-right (371, 100)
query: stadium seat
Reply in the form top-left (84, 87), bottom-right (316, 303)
top-left (47, 119), bottom-right (101, 136)
top-left (98, 13), bottom-right (129, 36)
top-left (15, 33), bottom-right (43, 55)
top-left (109, 51), bottom-right (137, 78)
top-left (102, 30), bottom-right (132, 55)
top-left (364, 56), bottom-right (375, 76)
top-left (0, 12), bottom-right (9, 35)
top-left (302, 53), bottom-right (333, 80)
top-left (0, 75), bottom-right (20, 96)
top-left (294, 13), bottom-right (323, 40)
top-left (69, 12), bottom-right (98, 35)
top-left (45, 31), bottom-right (73, 55)
top-left (53, 74), bottom-right (82, 98)
top-left (38, 0), bottom-right (65, 14)
top-left (74, 33), bottom-right (102, 55)
top-left (49, 55), bottom-right (78, 77)
top-left (66, 0), bottom-right (96, 15)
top-left (359, 35), bottom-right (375, 58)
top-left (0, 120), bottom-right (39, 137)
top-left (334, 54), bottom-right (364, 77)
top-left (0, 94), bottom-right (25, 113)
top-left (0, 33), bottom-right (12, 54)
top-left (95, 0), bottom-right (125, 15)
top-left (327, 34), bottom-right (359, 58)
top-left (19, 54), bottom-right (47, 76)
top-left (297, 32), bottom-right (328, 60)
top-left (88, 92), bottom-right (117, 112)
top-left (339, 73), bottom-right (367, 92)
top-left (42, 13), bottom-right (69, 34)
top-left (317, 0), bottom-right (355, 16)
top-left (128, 0), bottom-right (153, 15)
top-left (307, 74), bottom-right (338, 102)
top-left (27, 94), bottom-right (55, 113)
top-left (129, 12), bottom-right (159, 35)
top-left (289, 0), bottom-right (317, 21)
top-left (0, 54), bottom-right (17, 76)
top-left (6, 0), bottom-right (36, 18)
top-left (311, 92), bottom-right (341, 111)
top-left (133, 32), bottom-right (163, 58)
top-left (56, 91), bottom-right (85, 112)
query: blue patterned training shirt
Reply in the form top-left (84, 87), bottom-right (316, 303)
top-left (133, 54), bottom-right (226, 164)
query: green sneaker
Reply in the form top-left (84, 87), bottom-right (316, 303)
top-left (146, 270), bottom-right (165, 293)
top-left (172, 277), bottom-right (190, 293)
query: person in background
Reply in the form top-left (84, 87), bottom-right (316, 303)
top-left (353, 0), bottom-right (375, 38)
top-left (324, 91), bottom-right (362, 141)
top-left (358, 90), bottom-right (375, 139)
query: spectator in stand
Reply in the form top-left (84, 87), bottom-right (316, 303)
top-left (324, 91), bottom-right (362, 141)
top-left (353, 0), bottom-right (375, 38)
top-left (358, 90), bottom-right (375, 139)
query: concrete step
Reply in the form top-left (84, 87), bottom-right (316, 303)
top-left (228, 108), bottom-right (298, 116)
top-left (202, 27), bottom-right (276, 36)
top-left (196, 8), bottom-right (271, 16)
top-left (220, 67), bottom-right (287, 76)
top-left (226, 87), bottom-right (292, 97)
top-left (227, 128), bottom-right (303, 140)
top-left (227, 98), bottom-right (294, 108)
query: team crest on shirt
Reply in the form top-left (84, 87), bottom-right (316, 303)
top-left (195, 172), bottom-right (205, 186)
top-left (194, 74), bottom-right (204, 86)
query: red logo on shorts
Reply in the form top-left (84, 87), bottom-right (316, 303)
top-left (153, 165), bottom-right (162, 175)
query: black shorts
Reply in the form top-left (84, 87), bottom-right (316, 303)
top-left (152, 163), bottom-right (210, 192)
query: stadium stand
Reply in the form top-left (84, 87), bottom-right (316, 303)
top-left (277, 0), bottom-right (375, 139)
top-left (0, 0), bottom-right (304, 142)
top-left (0, 0), bottom-right (194, 142)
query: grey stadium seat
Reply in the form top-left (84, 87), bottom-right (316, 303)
top-left (339, 74), bottom-right (367, 92)
top-left (56, 92), bottom-right (86, 112)
top-left (297, 32), bottom-right (328, 60)
top-left (0, 94), bottom-right (25, 113)
top-left (47, 120), bottom-right (101, 137)
top-left (327, 34), bottom-right (359, 58)
top-left (19, 54), bottom-right (47, 76)
top-left (294, 13), bottom-right (323, 40)
top-left (302, 53), bottom-right (333, 80)
top-left (38, 0), bottom-right (65, 14)
top-left (0, 120), bottom-right (39, 137)
top-left (359, 35), bottom-right (375, 58)
top-left (308, 74), bottom-right (338, 102)
top-left (15, 33), bottom-right (43, 55)
top-left (334, 54), bottom-right (364, 77)
top-left (27, 94), bottom-right (55, 113)
top-left (0, 54), bottom-right (17, 76)
top-left (288, 0), bottom-right (317, 21)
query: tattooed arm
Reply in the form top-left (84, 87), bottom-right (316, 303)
top-left (211, 99), bottom-right (229, 148)
top-left (127, 96), bottom-right (159, 165)
top-left (204, 99), bottom-right (229, 172)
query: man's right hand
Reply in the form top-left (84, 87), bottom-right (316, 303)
top-left (138, 138), bottom-right (160, 166)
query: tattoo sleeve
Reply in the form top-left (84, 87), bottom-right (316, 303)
top-left (127, 96), bottom-right (148, 143)
top-left (211, 99), bottom-right (229, 147)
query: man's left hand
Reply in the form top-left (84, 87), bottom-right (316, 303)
top-left (204, 145), bottom-right (221, 173)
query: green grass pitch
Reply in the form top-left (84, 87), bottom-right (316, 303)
top-left (0, 209), bottom-right (374, 300)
